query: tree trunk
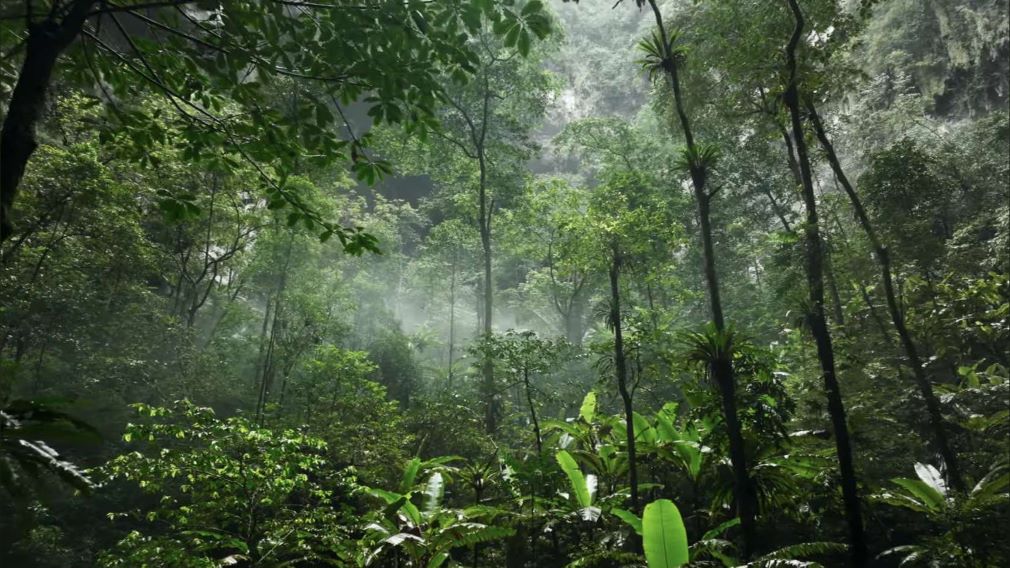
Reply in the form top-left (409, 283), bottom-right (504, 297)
top-left (1, 2), bottom-right (95, 242)
top-left (782, 2), bottom-right (867, 565)
top-left (478, 150), bottom-right (496, 434)
top-left (564, 290), bottom-right (586, 346)
top-left (523, 368), bottom-right (542, 455)
top-left (805, 98), bottom-right (966, 493)
top-left (609, 245), bottom-right (641, 545)
top-left (644, 0), bottom-right (756, 555)
top-left (824, 248), bottom-right (846, 326)
top-left (448, 252), bottom-right (457, 390)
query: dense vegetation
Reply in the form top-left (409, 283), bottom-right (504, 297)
top-left (1, 1), bottom-right (1007, 566)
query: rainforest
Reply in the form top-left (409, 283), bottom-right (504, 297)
top-left (0, 1), bottom-right (1007, 567)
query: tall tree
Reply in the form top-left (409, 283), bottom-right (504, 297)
top-left (781, 1), bottom-right (867, 564)
top-left (426, 15), bottom-right (553, 433)
top-left (634, 0), bottom-right (757, 555)
top-left (804, 99), bottom-right (966, 493)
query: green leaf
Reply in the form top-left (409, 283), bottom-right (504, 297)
top-left (701, 517), bottom-right (740, 541)
top-left (633, 412), bottom-right (657, 445)
top-left (970, 463), bottom-right (1009, 501)
top-left (427, 552), bottom-right (449, 568)
top-left (642, 499), bottom-right (689, 568)
top-left (612, 507), bottom-right (642, 535)
top-left (891, 478), bottom-right (945, 512)
top-left (401, 457), bottom-right (421, 493)
top-left (517, 29), bottom-right (531, 57)
top-left (521, 0), bottom-right (543, 17)
top-left (556, 450), bottom-right (591, 508)
top-left (579, 391), bottom-right (597, 424)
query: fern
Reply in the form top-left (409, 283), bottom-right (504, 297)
top-left (431, 522), bottom-right (515, 550)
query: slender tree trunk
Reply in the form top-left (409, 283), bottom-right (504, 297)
top-left (762, 186), bottom-right (794, 233)
top-left (254, 235), bottom-right (293, 423)
top-left (478, 150), bottom-right (497, 433)
top-left (1, 1), bottom-right (95, 242)
top-left (644, 0), bottom-right (756, 554)
top-left (805, 98), bottom-right (966, 493)
top-left (448, 253), bottom-right (457, 389)
top-left (609, 245), bottom-right (641, 544)
top-left (825, 247), bottom-right (846, 326)
top-left (782, 2), bottom-right (867, 565)
top-left (858, 285), bottom-right (893, 346)
top-left (522, 368), bottom-right (543, 455)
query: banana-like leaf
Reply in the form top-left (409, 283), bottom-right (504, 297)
top-left (891, 478), bottom-right (945, 512)
top-left (913, 462), bottom-right (947, 498)
top-left (427, 552), bottom-right (449, 568)
top-left (611, 507), bottom-right (642, 535)
top-left (579, 506), bottom-right (602, 522)
top-left (586, 473), bottom-right (598, 504)
top-left (401, 500), bottom-right (422, 528)
top-left (423, 472), bottom-right (444, 515)
top-left (543, 419), bottom-right (586, 439)
top-left (385, 532), bottom-right (424, 546)
top-left (579, 391), bottom-right (597, 423)
top-left (701, 517), bottom-right (740, 541)
top-left (970, 462), bottom-right (1009, 501)
top-left (556, 450), bottom-right (591, 508)
top-left (877, 544), bottom-right (927, 567)
top-left (5, 439), bottom-right (93, 492)
top-left (401, 457), bottom-right (422, 493)
top-left (632, 412), bottom-right (657, 445)
top-left (367, 487), bottom-right (404, 505)
top-left (642, 499), bottom-right (689, 568)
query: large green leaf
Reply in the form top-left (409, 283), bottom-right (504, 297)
top-left (401, 457), bottom-right (422, 493)
top-left (642, 499), bottom-right (689, 568)
top-left (423, 472), bottom-right (445, 515)
top-left (612, 507), bottom-right (642, 535)
top-left (891, 478), bottom-right (945, 512)
top-left (556, 450), bottom-right (591, 508)
top-left (633, 412), bottom-right (657, 445)
top-left (579, 391), bottom-right (597, 424)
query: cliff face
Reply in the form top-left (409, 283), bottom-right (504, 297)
top-left (860, 0), bottom-right (1009, 117)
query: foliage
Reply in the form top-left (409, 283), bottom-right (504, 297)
top-left (0, 0), bottom-right (1007, 565)
top-left (97, 401), bottom-right (359, 567)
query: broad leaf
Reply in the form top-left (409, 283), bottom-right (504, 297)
top-left (579, 391), bottom-right (597, 424)
top-left (556, 450), bottom-right (591, 508)
top-left (401, 457), bottom-right (422, 493)
top-left (612, 507), bottom-right (642, 535)
top-left (642, 499), bottom-right (689, 568)
top-left (913, 462), bottom-right (947, 498)
top-left (423, 472), bottom-right (445, 514)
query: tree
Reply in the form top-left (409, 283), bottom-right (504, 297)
top-left (420, 10), bottom-right (554, 433)
top-left (0, 0), bottom-right (553, 246)
top-left (499, 178), bottom-right (598, 345)
top-left (805, 106), bottom-right (966, 495)
top-left (416, 219), bottom-right (481, 386)
top-left (476, 330), bottom-right (571, 455)
top-left (780, 1), bottom-right (866, 564)
top-left (633, 0), bottom-right (757, 554)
